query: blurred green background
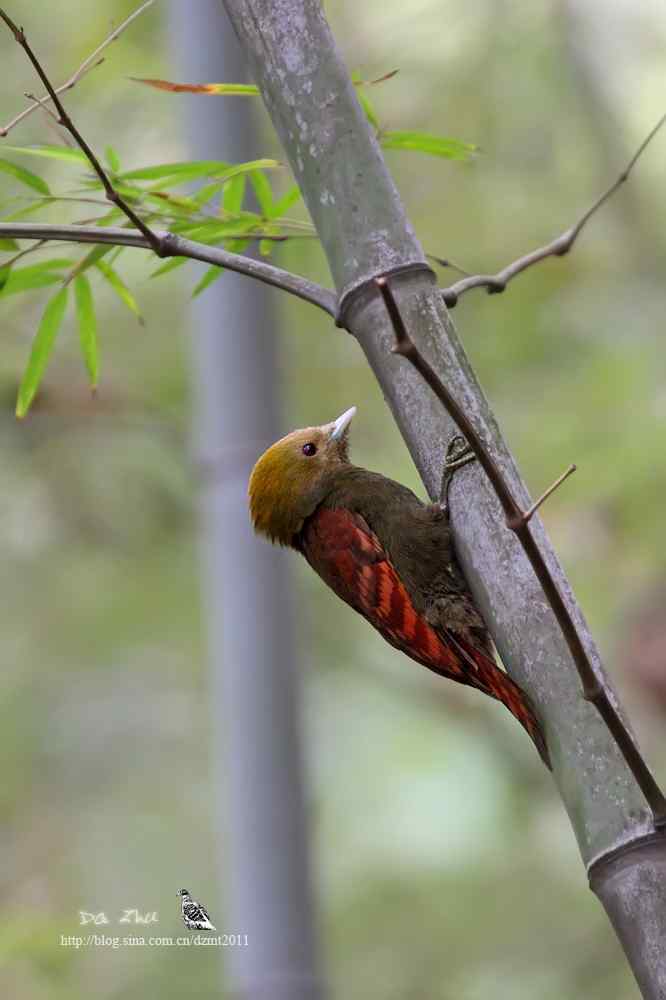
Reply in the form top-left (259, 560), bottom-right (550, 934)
top-left (1, 1), bottom-right (665, 997)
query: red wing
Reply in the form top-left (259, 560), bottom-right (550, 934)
top-left (301, 505), bottom-right (550, 768)
top-left (302, 506), bottom-right (466, 681)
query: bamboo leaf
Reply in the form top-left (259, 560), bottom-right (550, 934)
top-left (118, 161), bottom-right (231, 182)
top-left (95, 259), bottom-right (143, 323)
top-left (150, 257), bottom-right (188, 278)
top-left (131, 77), bottom-right (260, 96)
top-left (105, 146), bottom-right (121, 173)
top-left (249, 170), bottom-right (274, 217)
top-left (117, 160), bottom-right (280, 195)
top-left (226, 237), bottom-right (251, 254)
top-left (143, 190), bottom-right (200, 216)
top-left (356, 89), bottom-right (379, 130)
top-left (1, 259), bottom-right (72, 297)
top-left (74, 274), bottom-right (98, 388)
top-left (0, 238), bottom-right (20, 251)
top-left (1, 199), bottom-right (52, 222)
top-left (269, 184), bottom-right (302, 219)
top-left (379, 130), bottom-right (476, 160)
top-left (192, 265), bottom-right (224, 298)
top-left (214, 159), bottom-right (281, 184)
top-left (16, 285), bottom-right (68, 418)
top-left (193, 181), bottom-right (223, 207)
top-left (173, 217), bottom-right (260, 243)
top-left (0, 158), bottom-right (51, 195)
top-left (93, 207), bottom-right (126, 228)
top-left (132, 74), bottom-right (398, 97)
top-left (223, 175), bottom-right (246, 216)
top-left (65, 245), bottom-right (113, 284)
top-left (2, 144), bottom-right (88, 164)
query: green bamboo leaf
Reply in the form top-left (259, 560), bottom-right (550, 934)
top-left (1, 199), bottom-right (51, 222)
top-left (0, 158), bottom-right (51, 195)
top-left (196, 82), bottom-right (258, 95)
top-left (2, 144), bottom-right (88, 164)
top-left (380, 130), bottom-right (476, 160)
top-left (193, 181), bottom-right (223, 207)
top-left (65, 245), bottom-right (113, 284)
top-left (213, 159), bottom-right (281, 184)
top-left (150, 257), bottom-right (188, 278)
top-left (226, 237), bottom-right (251, 254)
top-left (143, 190), bottom-right (200, 216)
top-left (173, 217), bottom-right (260, 243)
top-left (249, 170), bottom-right (274, 217)
top-left (223, 176), bottom-right (246, 216)
top-left (115, 159), bottom-right (281, 195)
top-left (118, 160), bottom-right (231, 182)
top-left (0, 238), bottom-right (20, 251)
top-left (93, 207), bottom-right (126, 228)
top-left (131, 77), bottom-right (260, 97)
top-left (192, 265), bottom-right (223, 298)
top-left (80, 178), bottom-right (143, 202)
top-left (351, 70), bottom-right (380, 131)
top-left (105, 146), bottom-right (121, 173)
top-left (16, 285), bottom-right (68, 418)
top-left (357, 89), bottom-right (380, 131)
top-left (73, 274), bottom-right (98, 388)
top-left (1, 259), bottom-right (72, 297)
top-left (269, 184), bottom-right (302, 219)
top-left (95, 259), bottom-right (143, 323)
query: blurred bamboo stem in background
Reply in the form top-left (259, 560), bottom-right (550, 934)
top-left (169, 3), bottom-right (325, 998)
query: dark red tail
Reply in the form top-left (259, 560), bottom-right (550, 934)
top-left (448, 631), bottom-right (551, 769)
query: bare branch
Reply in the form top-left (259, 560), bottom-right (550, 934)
top-left (0, 6), bottom-right (170, 256)
top-left (376, 274), bottom-right (666, 828)
top-left (0, 0), bottom-right (155, 136)
top-left (438, 113), bottom-right (666, 308)
top-left (0, 221), bottom-right (337, 316)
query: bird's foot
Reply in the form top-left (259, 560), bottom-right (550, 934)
top-left (439, 435), bottom-right (476, 509)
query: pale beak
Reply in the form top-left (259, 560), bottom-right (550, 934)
top-left (329, 406), bottom-right (356, 441)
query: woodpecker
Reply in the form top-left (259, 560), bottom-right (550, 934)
top-left (248, 407), bottom-right (549, 767)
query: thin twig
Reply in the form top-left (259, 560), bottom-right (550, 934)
top-left (426, 253), bottom-right (471, 278)
top-left (0, 236), bottom-right (48, 269)
top-left (437, 113), bottom-right (666, 308)
top-left (0, 7), bottom-right (167, 256)
top-left (0, 0), bottom-right (155, 136)
top-left (509, 463), bottom-right (577, 530)
top-left (375, 275), bottom-right (666, 827)
top-left (24, 89), bottom-right (67, 131)
top-left (0, 221), bottom-right (337, 316)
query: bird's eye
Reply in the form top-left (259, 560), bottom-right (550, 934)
top-left (302, 442), bottom-right (317, 457)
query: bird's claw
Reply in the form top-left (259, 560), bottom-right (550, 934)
top-left (439, 435), bottom-right (476, 508)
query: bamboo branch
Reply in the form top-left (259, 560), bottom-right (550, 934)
top-left (437, 113), bottom-right (666, 307)
top-left (376, 274), bottom-right (666, 828)
top-left (0, 7), bottom-right (335, 316)
top-left (0, 6), bottom-right (169, 255)
top-left (0, 221), bottom-right (337, 315)
top-left (0, 0), bottom-right (156, 136)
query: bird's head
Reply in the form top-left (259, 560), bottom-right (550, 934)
top-left (177, 888), bottom-right (189, 897)
top-left (248, 406), bottom-right (356, 546)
